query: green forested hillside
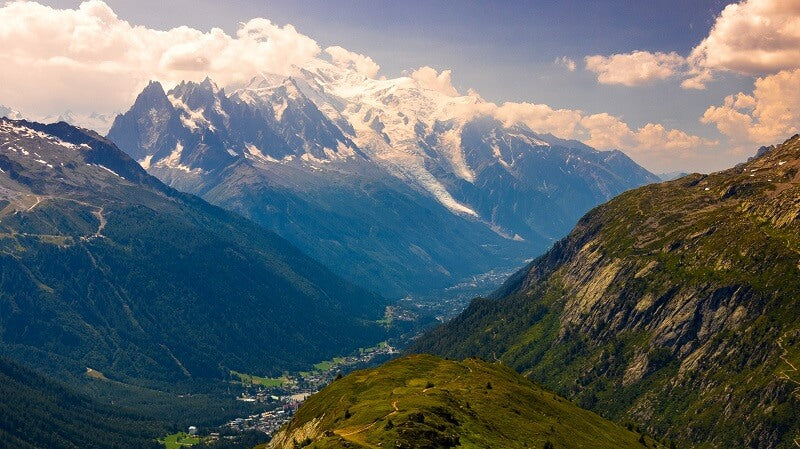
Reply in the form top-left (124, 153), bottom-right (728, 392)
top-left (267, 354), bottom-right (667, 449)
top-left (0, 356), bottom-right (162, 449)
top-left (413, 135), bottom-right (800, 448)
top-left (0, 118), bottom-right (386, 384)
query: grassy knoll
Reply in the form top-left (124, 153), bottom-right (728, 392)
top-left (268, 354), bottom-right (665, 449)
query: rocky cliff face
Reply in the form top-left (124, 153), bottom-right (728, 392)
top-left (413, 135), bottom-right (800, 448)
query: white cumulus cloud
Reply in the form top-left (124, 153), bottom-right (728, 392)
top-left (583, 0), bottom-right (800, 89)
top-left (409, 66), bottom-right (459, 96)
top-left (584, 51), bottom-right (685, 86)
top-left (0, 0), bottom-right (321, 114)
top-left (701, 68), bottom-right (800, 144)
top-left (486, 102), bottom-right (715, 170)
top-left (684, 0), bottom-right (800, 89)
top-left (325, 46), bottom-right (381, 78)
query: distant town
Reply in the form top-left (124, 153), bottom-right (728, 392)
top-left (222, 342), bottom-right (399, 437)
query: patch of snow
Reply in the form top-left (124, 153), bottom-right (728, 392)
top-left (492, 144), bottom-right (511, 169)
top-left (88, 163), bottom-right (124, 179)
top-left (168, 96), bottom-right (214, 132)
top-left (509, 131), bottom-right (549, 147)
top-left (323, 147), bottom-right (338, 160)
top-left (273, 98), bottom-right (289, 122)
top-left (153, 141), bottom-right (204, 174)
top-left (34, 159), bottom-right (53, 168)
top-left (336, 141), bottom-right (356, 158)
top-left (244, 143), bottom-right (279, 163)
top-left (439, 128), bottom-right (474, 182)
top-left (139, 155), bottom-right (153, 170)
top-left (300, 152), bottom-right (329, 164)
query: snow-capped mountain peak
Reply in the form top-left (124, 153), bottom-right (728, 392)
top-left (0, 105), bottom-right (24, 120)
top-left (107, 67), bottom-right (658, 297)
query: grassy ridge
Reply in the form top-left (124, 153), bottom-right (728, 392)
top-left (269, 354), bottom-right (664, 449)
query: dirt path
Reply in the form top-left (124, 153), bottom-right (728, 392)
top-left (336, 401), bottom-right (399, 438)
top-left (91, 206), bottom-right (107, 238)
top-left (26, 195), bottom-right (41, 212)
top-left (7, 196), bottom-right (108, 243)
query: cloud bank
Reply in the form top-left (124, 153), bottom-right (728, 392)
top-left (410, 66), bottom-right (459, 96)
top-left (0, 0), bottom-right (322, 113)
top-left (494, 104), bottom-right (715, 168)
top-left (702, 68), bottom-right (800, 145)
top-left (684, 0), bottom-right (800, 89)
top-left (325, 46), bottom-right (381, 79)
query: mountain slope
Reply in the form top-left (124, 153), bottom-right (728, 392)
top-left (0, 118), bottom-right (386, 383)
top-left (412, 135), bottom-right (800, 448)
top-left (267, 354), bottom-right (666, 449)
top-left (107, 71), bottom-right (657, 298)
top-left (0, 356), bottom-right (162, 449)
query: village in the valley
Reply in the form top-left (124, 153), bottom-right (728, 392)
top-left (223, 342), bottom-right (399, 436)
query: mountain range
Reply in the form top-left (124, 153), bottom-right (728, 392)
top-left (107, 64), bottom-right (658, 298)
top-left (412, 135), bottom-right (800, 448)
top-left (3, 59), bottom-right (799, 449)
top-left (0, 105), bottom-right (116, 135)
top-left (0, 118), bottom-right (386, 384)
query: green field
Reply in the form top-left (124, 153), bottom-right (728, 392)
top-left (230, 370), bottom-right (287, 387)
top-left (313, 357), bottom-right (345, 372)
top-left (160, 432), bottom-right (200, 449)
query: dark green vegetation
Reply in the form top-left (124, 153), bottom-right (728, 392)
top-left (267, 354), bottom-right (665, 449)
top-left (0, 356), bottom-right (162, 449)
top-left (413, 135), bottom-right (800, 448)
top-left (0, 118), bottom-right (386, 385)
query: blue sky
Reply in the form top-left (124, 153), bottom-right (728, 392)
top-left (6, 0), bottom-right (800, 172)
